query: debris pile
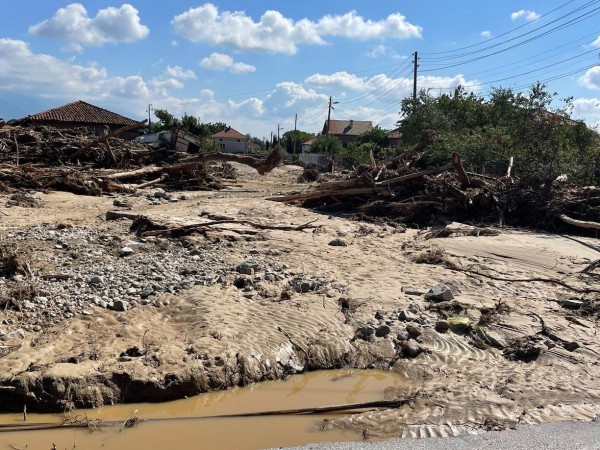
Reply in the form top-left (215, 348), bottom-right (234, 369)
top-left (0, 125), bottom-right (281, 196)
top-left (269, 152), bottom-right (600, 233)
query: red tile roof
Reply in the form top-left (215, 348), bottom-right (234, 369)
top-left (324, 120), bottom-right (373, 136)
top-left (26, 100), bottom-right (140, 127)
top-left (211, 127), bottom-right (248, 139)
top-left (302, 138), bottom-right (315, 145)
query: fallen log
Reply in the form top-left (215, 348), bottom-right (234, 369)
top-left (105, 148), bottom-right (281, 181)
top-left (452, 152), bottom-right (470, 188)
top-left (559, 214), bottom-right (600, 231)
top-left (131, 216), bottom-right (319, 237)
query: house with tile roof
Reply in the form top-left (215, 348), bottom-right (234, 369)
top-left (211, 127), bottom-right (249, 153)
top-left (322, 119), bottom-right (373, 147)
top-left (301, 138), bottom-right (314, 154)
top-left (22, 100), bottom-right (142, 135)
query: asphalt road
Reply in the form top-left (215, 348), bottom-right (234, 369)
top-left (280, 420), bottom-right (600, 450)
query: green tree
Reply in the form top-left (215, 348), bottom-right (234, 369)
top-left (308, 134), bottom-right (343, 155)
top-left (281, 130), bottom-right (314, 154)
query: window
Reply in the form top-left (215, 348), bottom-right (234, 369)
top-left (220, 143), bottom-right (225, 150)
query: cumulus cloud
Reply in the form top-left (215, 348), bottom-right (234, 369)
top-left (199, 52), bottom-right (256, 74)
top-left (592, 35), bottom-right (600, 47)
top-left (579, 66), bottom-right (600, 90)
top-left (165, 65), bottom-right (196, 80)
top-left (29, 3), bottom-right (149, 51)
top-left (481, 30), bottom-right (492, 38)
top-left (366, 44), bottom-right (404, 59)
top-left (510, 10), bottom-right (540, 22)
top-left (572, 97), bottom-right (600, 128)
top-left (172, 4), bottom-right (421, 54)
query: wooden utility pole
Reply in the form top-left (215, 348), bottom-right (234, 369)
top-left (412, 52), bottom-right (419, 101)
top-left (292, 114), bottom-right (297, 154)
top-left (277, 124), bottom-right (283, 144)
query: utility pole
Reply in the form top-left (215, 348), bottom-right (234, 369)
top-left (412, 52), bottom-right (419, 102)
top-left (292, 114), bottom-right (297, 154)
top-left (277, 124), bottom-right (284, 145)
top-left (146, 104), bottom-right (153, 131)
top-left (326, 96), bottom-right (339, 157)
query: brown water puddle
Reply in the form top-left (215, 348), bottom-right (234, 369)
top-left (0, 369), bottom-right (405, 450)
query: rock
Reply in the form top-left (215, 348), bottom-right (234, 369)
top-left (89, 276), bottom-right (104, 285)
top-left (0, 329), bottom-right (26, 341)
top-left (112, 300), bottom-right (129, 312)
top-left (399, 310), bottom-right (419, 321)
top-left (356, 326), bottom-right (375, 341)
top-left (120, 246), bottom-right (134, 257)
top-left (435, 320), bottom-right (450, 333)
top-left (401, 340), bottom-right (424, 358)
top-left (408, 304), bottom-right (419, 314)
top-left (120, 346), bottom-right (144, 357)
top-left (564, 341), bottom-right (580, 352)
top-left (375, 325), bottom-right (391, 337)
top-left (234, 275), bottom-right (253, 289)
top-left (154, 191), bottom-right (167, 199)
top-left (406, 325), bottom-right (422, 338)
top-left (328, 238), bottom-right (348, 247)
top-left (425, 283), bottom-right (454, 302)
top-left (560, 299), bottom-right (585, 310)
top-left (113, 199), bottom-right (131, 208)
top-left (396, 331), bottom-right (410, 341)
top-left (182, 266), bottom-right (198, 275)
top-left (236, 259), bottom-right (260, 275)
top-left (448, 316), bottom-right (470, 331)
top-left (140, 286), bottom-right (155, 298)
top-left (375, 311), bottom-right (384, 320)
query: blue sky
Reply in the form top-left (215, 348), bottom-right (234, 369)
top-left (0, 1), bottom-right (599, 139)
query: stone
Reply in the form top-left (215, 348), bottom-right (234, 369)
top-left (0, 329), bottom-right (26, 341)
top-left (112, 300), bottom-right (129, 312)
top-left (356, 326), bottom-right (375, 341)
top-left (375, 325), bottom-right (391, 338)
top-left (234, 275), bottom-right (253, 289)
top-left (406, 324), bottom-right (422, 338)
top-left (140, 286), bottom-right (154, 298)
top-left (435, 320), bottom-right (450, 333)
top-left (399, 310), bottom-right (418, 321)
top-left (401, 340), bottom-right (424, 358)
top-left (236, 259), bottom-right (260, 275)
top-left (120, 246), bottom-right (134, 257)
top-left (375, 311), bottom-right (385, 320)
top-left (182, 266), bottom-right (198, 275)
top-left (564, 341), bottom-right (580, 352)
top-left (89, 276), bottom-right (104, 285)
top-left (398, 332), bottom-right (412, 343)
top-left (328, 238), bottom-right (348, 247)
top-left (425, 283), bottom-right (454, 302)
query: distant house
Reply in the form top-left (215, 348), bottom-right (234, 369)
top-left (247, 141), bottom-right (262, 153)
top-left (21, 100), bottom-right (142, 136)
top-left (211, 127), bottom-right (248, 154)
top-left (322, 119), bottom-right (373, 147)
top-left (387, 129), bottom-right (401, 148)
top-left (301, 138), bottom-right (314, 154)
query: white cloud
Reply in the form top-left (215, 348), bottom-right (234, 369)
top-left (305, 71), bottom-right (367, 91)
top-left (29, 3), bottom-right (149, 51)
top-left (108, 76), bottom-right (149, 98)
top-left (579, 66), bottom-right (600, 90)
top-left (481, 30), bottom-right (492, 38)
top-left (171, 40), bottom-right (179, 47)
top-left (199, 52), bottom-right (256, 74)
top-left (572, 97), bottom-right (600, 128)
top-left (592, 36), bottom-right (600, 47)
top-left (366, 44), bottom-right (405, 59)
top-left (510, 10), bottom-right (540, 22)
top-left (172, 4), bottom-right (421, 54)
top-left (165, 65), bottom-right (196, 80)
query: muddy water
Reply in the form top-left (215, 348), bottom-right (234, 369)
top-left (0, 369), bottom-right (405, 450)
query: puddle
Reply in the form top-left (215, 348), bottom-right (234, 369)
top-left (0, 369), bottom-right (405, 450)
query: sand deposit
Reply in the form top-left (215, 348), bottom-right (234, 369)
top-left (0, 164), bottom-right (598, 440)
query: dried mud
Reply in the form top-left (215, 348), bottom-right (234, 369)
top-left (0, 164), bottom-right (599, 440)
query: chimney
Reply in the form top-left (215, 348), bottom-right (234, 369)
top-left (349, 119), bottom-right (354, 127)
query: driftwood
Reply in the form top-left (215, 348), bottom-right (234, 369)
top-left (269, 163), bottom-right (454, 203)
top-left (106, 148), bottom-right (281, 181)
top-left (559, 214), bottom-right (600, 231)
top-left (452, 152), bottom-right (470, 188)
top-left (67, 120), bottom-right (147, 161)
top-left (131, 216), bottom-right (319, 237)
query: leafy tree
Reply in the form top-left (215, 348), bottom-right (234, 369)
top-left (396, 83), bottom-right (600, 184)
top-left (281, 130), bottom-right (314, 154)
top-left (308, 134), bottom-right (343, 155)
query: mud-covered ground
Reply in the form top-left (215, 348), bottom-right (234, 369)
top-left (0, 164), bottom-right (599, 439)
